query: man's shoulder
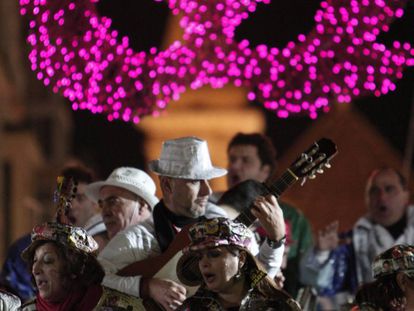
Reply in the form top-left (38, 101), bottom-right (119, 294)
top-left (115, 224), bottom-right (155, 244)
top-left (209, 191), bottom-right (223, 204)
top-left (0, 290), bottom-right (21, 311)
top-left (407, 205), bottom-right (414, 223)
top-left (21, 298), bottom-right (36, 311)
top-left (353, 215), bottom-right (372, 231)
top-left (100, 224), bottom-right (156, 254)
top-left (122, 223), bottom-right (155, 236)
top-left (205, 202), bottom-right (227, 218)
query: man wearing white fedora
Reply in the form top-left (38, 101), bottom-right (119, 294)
top-left (94, 137), bottom-right (286, 311)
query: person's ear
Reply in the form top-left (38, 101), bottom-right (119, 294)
top-left (160, 176), bottom-right (173, 195)
top-left (402, 189), bottom-right (410, 205)
top-left (396, 272), bottom-right (408, 292)
top-left (137, 198), bottom-right (150, 215)
top-left (260, 164), bottom-right (271, 181)
top-left (239, 250), bottom-right (247, 269)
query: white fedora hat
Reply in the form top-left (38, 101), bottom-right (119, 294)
top-left (149, 137), bottom-right (227, 180)
top-left (85, 167), bottom-right (159, 209)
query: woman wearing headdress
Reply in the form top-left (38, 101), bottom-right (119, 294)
top-left (20, 176), bottom-right (142, 310)
top-left (20, 222), bottom-right (142, 311)
top-left (176, 217), bottom-right (301, 311)
top-left (353, 244), bottom-right (414, 311)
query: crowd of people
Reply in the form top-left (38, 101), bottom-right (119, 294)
top-left (0, 133), bottom-right (412, 311)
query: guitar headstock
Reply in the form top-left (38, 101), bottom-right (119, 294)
top-left (54, 176), bottom-right (78, 224)
top-left (289, 138), bottom-right (338, 184)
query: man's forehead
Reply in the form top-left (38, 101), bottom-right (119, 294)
top-left (171, 177), bottom-right (210, 184)
top-left (228, 144), bottom-right (259, 157)
top-left (99, 185), bottom-right (136, 197)
top-left (76, 182), bottom-right (88, 192)
top-left (371, 169), bottom-right (400, 185)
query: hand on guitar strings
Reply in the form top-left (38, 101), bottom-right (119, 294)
top-left (316, 221), bottom-right (339, 252)
top-left (274, 269), bottom-right (286, 290)
top-left (148, 277), bottom-right (187, 311)
top-left (251, 195), bottom-right (286, 242)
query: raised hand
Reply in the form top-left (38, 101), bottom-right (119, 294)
top-left (251, 194), bottom-right (286, 241)
top-left (274, 270), bottom-right (286, 290)
top-left (317, 221), bottom-right (339, 251)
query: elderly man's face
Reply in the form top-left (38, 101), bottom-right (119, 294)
top-left (227, 144), bottom-right (270, 188)
top-left (98, 186), bottom-right (149, 239)
top-left (366, 169), bottom-right (409, 227)
top-left (166, 178), bottom-right (212, 218)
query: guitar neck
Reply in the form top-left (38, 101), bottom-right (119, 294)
top-left (235, 169), bottom-right (298, 227)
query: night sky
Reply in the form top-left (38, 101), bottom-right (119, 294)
top-left (70, 0), bottom-right (414, 177)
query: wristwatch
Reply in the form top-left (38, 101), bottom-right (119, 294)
top-left (266, 235), bottom-right (286, 249)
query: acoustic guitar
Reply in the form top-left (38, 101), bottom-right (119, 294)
top-left (117, 137), bottom-right (338, 310)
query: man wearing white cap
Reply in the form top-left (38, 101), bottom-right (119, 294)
top-left (85, 167), bottom-right (161, 310)
top-left (95, 137), bottom-right (286, 311)
top-left (86, 166), bottom-right (159, 239)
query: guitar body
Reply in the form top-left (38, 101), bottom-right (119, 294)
top-left (118, 226), bottom-right (199, 311)
top-left (141, 251), bottom-right (200, 311)
top-left (118, 226), bottom-right (191, 278)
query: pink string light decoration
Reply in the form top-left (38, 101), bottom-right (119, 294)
top-left (20, 0), bottom-right (414, 122)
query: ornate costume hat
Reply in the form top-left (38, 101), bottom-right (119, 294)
top-left (372, 244), bottom-right (414, 279)
top-left (22, 176), bottom-right (98, 261)
top-left (21, 222), bottom-right (98, 261)
top-left (184, 217), bottom-right (253, 251)
top-left (176, 217), bottom-right (256, 286)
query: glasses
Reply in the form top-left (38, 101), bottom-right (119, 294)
top-left (98, 196), bottom-right (136, 209)
top-left (74, 193), bottom-right (87, 203)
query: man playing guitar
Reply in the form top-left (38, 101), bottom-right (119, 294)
top-left (97, 136), bottom-right (287, 311)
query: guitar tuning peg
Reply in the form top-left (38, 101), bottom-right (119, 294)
top-left (325, 162), bottom-right (331, 169)
top-left (309, 174), bottom-right (316, 179)
top-left (317, 168), bottom-right (324, 174)
top-left (300, 177), bottom-right (307, 186)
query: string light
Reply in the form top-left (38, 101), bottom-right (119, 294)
top-left (20, 0), bottom-right (414, 122)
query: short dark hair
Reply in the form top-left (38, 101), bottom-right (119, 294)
top-left (354, 275), bottom-right (404, 310)
top-left (60, 164), bottom-right (96, 185)
top-left (228, 133), bottom-right (277, 174)
top-left (368, 167), bottom-right (408, 190)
